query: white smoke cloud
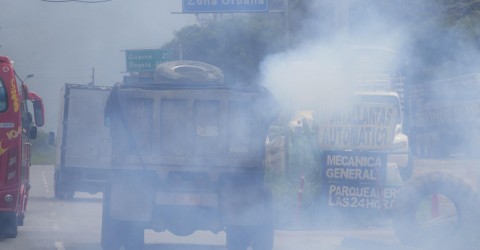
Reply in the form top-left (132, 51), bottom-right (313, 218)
top-left (260, 30), bottom-right (407, 113)
top-left (260, 41), bottom-right (350, 111)
top-left (0, 0), bottom-right (195, 132)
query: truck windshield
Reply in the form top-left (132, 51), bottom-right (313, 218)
top-left (0, 79), bottom-right (7, 112)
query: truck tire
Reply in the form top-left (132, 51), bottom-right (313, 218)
top-left (226, 224), bottom-right (273, 250)
top-left (251, 223), bottom-right (274, 250)
top-left (101, 184), bottom-right (145, 250)
top-left (101, 184), bottom-right (122, 250)
top-left (226, 226), bottom-right (252, 250)
top-left (392, 171), bottom-right (479, 249)
top-left (123, 223), bottom-right (144, 250)
top-left (2, 212), bottom-right (18, 238)
top-left (54, 172), bottom-right (74, 200)
top-left (155, 60), bottom-right (224, 84)
top-left (17, 213), bottom-right (24, 226)
top-left (251, 190), bottom-right (274, 250)
top-left (54, 187), bottom-right (74, 200)
top-left (226, 189), bottom-right (274, 250)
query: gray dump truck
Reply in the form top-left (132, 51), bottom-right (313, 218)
top-left (101, 61), bottom-right (278, 250)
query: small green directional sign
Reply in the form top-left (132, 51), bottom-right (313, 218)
top-left (125, 49), bottom-right (171, 72)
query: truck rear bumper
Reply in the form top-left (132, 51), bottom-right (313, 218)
top-left (150, 205), bottom-right (223, 235)
top-left (155, 192), bottom-right (218, 207)
top-left (106, 169), bottom-right (271, 228)
top-left (55, 168), bottom-right (109, 193)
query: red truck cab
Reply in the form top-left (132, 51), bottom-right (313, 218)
top-left (0, 56), bottom-right (45, 238)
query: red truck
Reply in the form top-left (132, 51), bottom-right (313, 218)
top-left (0, 56), bottom-right (45, 238)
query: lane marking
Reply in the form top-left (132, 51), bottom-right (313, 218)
top-left (42, 170), bottom-right (50, 193)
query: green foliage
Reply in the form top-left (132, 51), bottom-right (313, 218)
top-left (31, 129), bottom-right (55, 165)
top-left (162, 0), bottom-right (480, 83)
top-left (265, 121), bottom-right (322, 228)
top-left (163, 17), bottom-right (284, 83)
top-left (358, 0), bottom-right (480, 80)
top-left (162, 0), bottom-right (318, 83)
top-left (266, 158), bottom-right (321, 228)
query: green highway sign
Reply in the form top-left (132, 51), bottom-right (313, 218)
top-left (125, 49), bottom-right (171, 72)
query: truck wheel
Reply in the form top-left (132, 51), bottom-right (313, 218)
top-left (392, 171), bottom-right (479, 249)
top-left (123, 223), bottom-right (144, 250)
top-left (251, 190), bottom-right (274, 250)
top-left (251, 224), bottom-right (274, 250)
top-left (17, 213), bottom-right (24, 226)
top-left (101, 184), bottom-right (145, 250)
top-left (226, 189), bottom-right (274, 250)
top-left (102, 217), bottom-right (144, 250)
top-left (1, 212), bottom-right (18, 238)
top-left (54, 172), bottom-right (75, 200)
top-left (101, 189), bottom-right (123, 250)
top-left (55, 191), bottom-right (74, 200)
top-left (226, 225), bottom-right (273, 250)
top-left (226, 226), bottom-right (251, 250)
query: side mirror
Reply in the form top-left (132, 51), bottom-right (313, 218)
top-left (28, 92), bottom-right (45, 127)
top-left (33, 101), bottom-right (45, 127)
top-left (49, 132), bottom-right (55, 146)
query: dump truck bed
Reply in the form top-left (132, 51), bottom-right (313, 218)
top-left (105, 83), bottom-right (276, 172)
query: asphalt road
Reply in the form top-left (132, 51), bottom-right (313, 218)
top-left (1, 162), bottom-right (467, 250)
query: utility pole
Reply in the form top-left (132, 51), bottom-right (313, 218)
top-left (89, 67), bottom-right (95, 85)
top-left (179, 43), bottom-right (183, 60)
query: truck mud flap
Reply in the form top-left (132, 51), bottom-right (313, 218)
top-left (102, 184), bottom-right (145, 250)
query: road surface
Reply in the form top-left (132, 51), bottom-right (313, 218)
top-left (2, 161), bottom-right (472, 250)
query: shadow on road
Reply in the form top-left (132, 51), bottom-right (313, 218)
top-left (342, 237), bottom-right (421, 250)
top-left (28, 196), bottom-right (102, 203)
top-left (145, 244), bottom-right (225, 250)
top-left (69, 243), bottom-right (225, 250)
